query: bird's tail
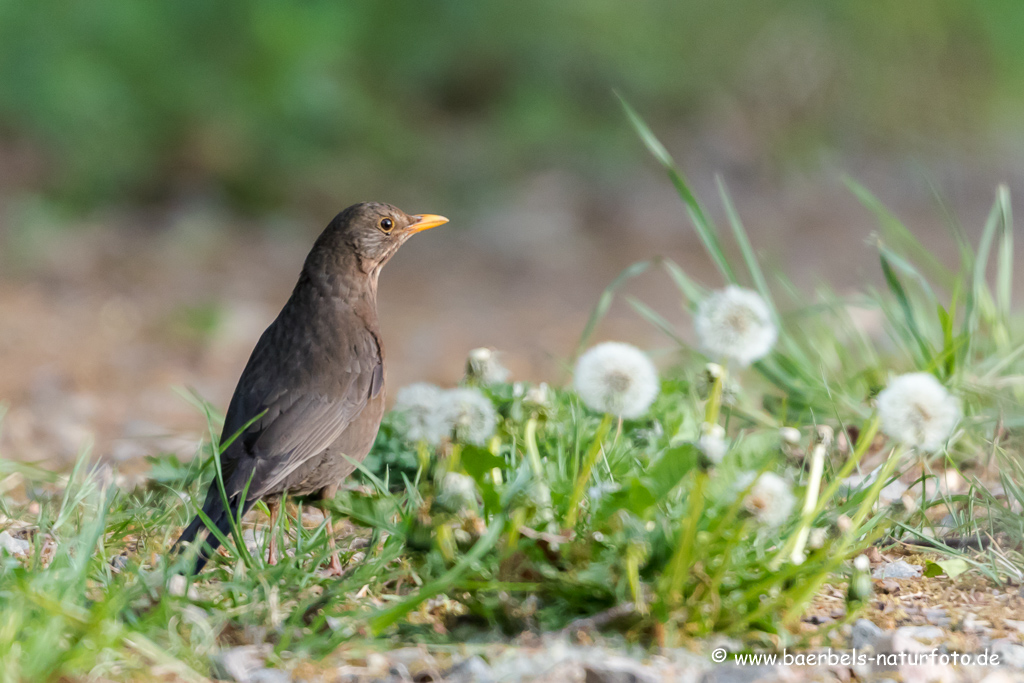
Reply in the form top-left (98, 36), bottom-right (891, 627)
top-left (174, 487), bottom-right (256, 573)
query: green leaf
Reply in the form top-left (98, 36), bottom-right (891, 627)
top-left (924, 558), bottom-right (969, 578)
top-left (646, 444), bottom-right (699, 503)
top-left (461, 445), bottom-right (507, 481)
top-left (601, 478), bottom-right (658, 518)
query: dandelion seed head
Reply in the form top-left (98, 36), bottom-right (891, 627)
top-left (741, 471), bottom-right (796, 527)
top-left (525, 382), bottom-right (551, 409)
top-left (853, 554), bottom-right (870, 572)
top-left (876, 372), bottom-right (960, 453)
top-left (393, 382), bottom-right (447, 445)
top-left (779, 427), bottom-right (802, 445)
top-left (809, 527), bottom-right (828, 550)
top-left (466, 347), bottom-right (510, 385)
top-left (695, 286), bottom-right (777, 367)
top-left (696, 364), bottom-right (739, 405)
top-left (526, 480), bottom-right (553, 509)
top-left (441, 387), bottom-right (498, 446)
top-left (573, 342), bottom-right (659, 418)
top-left (699, 423), bottom-right (728, 465)
top-left (587, 480), bottom-right (620, 503)
top-left (437, 472), bottom-right (478, 511)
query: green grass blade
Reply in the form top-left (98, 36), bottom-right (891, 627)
top-left (716, 176), bottom-right (778, 323)
top-left (659, 257), bottom-right (706, 309)
top-left (574, 259), bottom-right (651, 360)
top-left (846, 176), bottom-right (952, 288)
top-left (995, 185), bottom-right (1013, 324)
top-left (626, 296), bottom-right (685, 345)
top-left (618, 94), bottom-right (736, 283)
top-left (879, 248), bottom-right (933, 366)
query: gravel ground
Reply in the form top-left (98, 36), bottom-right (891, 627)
top-left (210, 627), bottom-right (1024, 683)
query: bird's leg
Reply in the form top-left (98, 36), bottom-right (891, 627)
top-left (324, 515), bottom-right (343, 576)
top-left (266, 501), bottom-right (279, 566)
top-left (321, 486), bottom-right (343, 576)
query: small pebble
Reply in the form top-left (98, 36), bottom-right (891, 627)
top-left (896, 625), bottom-right (945, 643)
top-left (248, 670), bottom-right (289, 683)
top-left (444, 656), bottom-right (494, 683)
top-left (211, 645), bottom-right (267, 682)
top-left (584, 657), bottom-right (659, 683)
top-left (850, 619), bottom-right (883, 650)
top-left (0, 531), bottom-right (30, 557)
top-left (991, 639), bottom-right (1024, 669)
top-left (872, 560), bottom-right (922, 579)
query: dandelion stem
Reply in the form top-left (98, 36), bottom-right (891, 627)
top-left (436, 523), bottom-right (456, 563)
top-left (811, 414), bottom-right (880, 520)
top-left (703, 518), bottom-right (752, 632)
top-left (415, 440), bottom-right (431, 483)
top-left (626, 541), bottom-right (647, 614)
top-left (838, 443), bottom-right (906, 551)
top-left (524, 415), bottom-right (544, 478)
top-left (505, 507), bottom-right (528, 554)
top-left (918, 452), bottom-right (928, 526)
top-left (565, 413), bottom-right (614, 529)
top-left (704, 365), bottom-right (726, 425)
top-left (602, 416), bottom-right (624, 476)
top-left (785, 439), bottom-right (827, 566)
top-left (665, 469), bottom-right (707, 604)
top-left (447, 443), bottom-right (462, 473)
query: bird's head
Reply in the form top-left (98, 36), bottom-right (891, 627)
top-left (315, 202), bottom-right (448, 277)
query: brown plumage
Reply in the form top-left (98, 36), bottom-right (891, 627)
top-left (174, 202), bottom-right (447, 573)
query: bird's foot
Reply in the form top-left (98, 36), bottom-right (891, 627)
top-left (322, 553), bottom-right (344, 577)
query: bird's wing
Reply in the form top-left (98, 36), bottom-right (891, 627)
top-left (244, 387), bottom-right (367, 496)
top-left (218, 323), bottom-right (383, 499)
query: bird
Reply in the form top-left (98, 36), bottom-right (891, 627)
top-left (174, 202), bottom-right (448, 574)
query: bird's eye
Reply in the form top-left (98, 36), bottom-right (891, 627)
top-left (379, 217), bottom-right (394, 232)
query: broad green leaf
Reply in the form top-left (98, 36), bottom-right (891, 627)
top-left (924, 558), bottom-right (969, 579)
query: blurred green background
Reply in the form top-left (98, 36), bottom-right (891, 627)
top-left (1, 0), bottom-right (1022, 213)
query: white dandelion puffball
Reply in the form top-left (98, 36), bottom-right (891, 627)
top-left (466, 347), bottom-right (510, 384)
top-left (695, 286), bottom-right (777, 367)
top-left (741, 471), bottom-right (796, 527)
top-left (808, 527), bottom-right (828, 550)
top-left (876, 372), bottom-right (960, 453)
top-left (699, 423), bottom-right (728, 465)
top-left (779, 427), bottom-right (801, 445)
top-left (437, 472), bottom-right (479, 511)
top-left (440, 387), bottom-right (498, 446)
top-left (525, 382), bottom-right (551, 409)
top-left (393, 383), bottom-right (447, 445)
top-left (574, 342), bottom-right (659, 419)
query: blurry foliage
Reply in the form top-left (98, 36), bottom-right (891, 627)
top-left (0, 1), bottom-right (1022, 212)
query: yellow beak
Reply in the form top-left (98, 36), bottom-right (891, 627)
top-left (408, 214), bottom-right (449, 233)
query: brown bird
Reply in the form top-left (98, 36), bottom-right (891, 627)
top-left (174, 203), bottom-right (448, 573)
